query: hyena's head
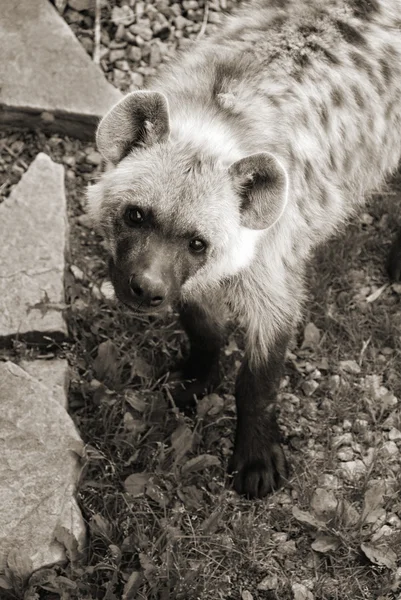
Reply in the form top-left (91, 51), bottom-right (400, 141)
top-left (87, 91), bottom-right (288, 313)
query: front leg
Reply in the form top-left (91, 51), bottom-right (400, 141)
top-left (172, 300), bottom-right (226, 409)
top-left (229, 330), bottom-right (290, 498)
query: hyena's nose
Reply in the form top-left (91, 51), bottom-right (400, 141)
top-left (129, 273), bottom-right (166, 308)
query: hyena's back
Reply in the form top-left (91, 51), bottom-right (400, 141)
top-left (152, 0), bottom-right (401, 245)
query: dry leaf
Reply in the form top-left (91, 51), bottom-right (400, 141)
top-left (181, 454), bottom-right (220, 474)
top-left (292, 506), bottom-right (325, 529)
top-left (6, 548), bottom-right (33, 590)
top-left (301, 322), bottom-right (320, 349)
top-left (89, 514), bottom-right (112, 539)
top-left (122, 571), bottom-right (143, 600)
top-left (93, 340), bottom-right (119, 384)
top-left (125, 391), bottom-right (147, 413)
top-left (139, 553), bottom-right (157, 582)
top-left (146, 483), bottom-right (169, 508)
top-left (130, 356), bottom-right (152, 379)
top-left (201, 509), bottom-right (223, 534)
top-left (124, 473), bottom-right (151, 497)
top-left (361, 543), bottom-right (397, 570)
top-left (171, 424), bottom-right (194, 464)
top-left (311, 534), bottom-right (340, 553)
top-left (197, 393), bottom-right (224, 417)
top-left (362, 481), bottom-right (386, 522)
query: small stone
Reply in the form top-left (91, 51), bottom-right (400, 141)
top-left (271, 532), bottom-right (288, 543)
top-left (208, 10), bottom-right (222, 24)
top-left (342, 419), bottom-right (352, 431)
top-left (114, 69), bottom-right (128, 88)
top-left (85, 150), bottom-right (102, 166)
top-left (109, 48), bottom-right (126, 62)
top-left (310, 488), bottom-right (338, 520)
top-left (337, 448), bottom-right (354, 461)
top-left (111, 5), bottom-right (135, 26)
top-left (292, 583), bottom-right (314, 600)
top-left (130, 24), bottom-right (153, 41)
top-left (128, 46), bottom-right (142, 62)
top-left (70, 265), bottom-right (84, 281)
top-left (381, 441), bottom-right (399, 457)
top-left (302, 380), bottom-right (319, 396)
top-left (68, 0), bottom-right (92, 11)
top-left (115, 23), bottom-right (126, 41)
top-left (241, 592), bottom-right (253, 600)
top-left (257, 575), bottom-right (278, 591)
top-left (100, 281), bottom-right (115, 300)
top-left (339, 360), bottom-right (361, 374)
top-left (77, 213), bottom-right (93, 229)
top-left (130, 72), bottom-right (144, 88)
top-left (353, 418), bottom-right (369, 432)
top-left (174, 15), bottom-right (190, 29)
top-left (149, 43), bottom-right (162, 67)
top-left (388, 427), bottom-right (401, 441)
top-left (387, 514), bottom-right (401, 528)
top-left (80, 35), bottom-right (94, 54)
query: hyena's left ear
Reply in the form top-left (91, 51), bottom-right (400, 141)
top-left (229, 152), bottom-right (288, 230)
top-left (96, 91), bottom-right (170, 164)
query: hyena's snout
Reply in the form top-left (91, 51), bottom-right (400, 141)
top-left (129, 269), bottom-right (168, 309)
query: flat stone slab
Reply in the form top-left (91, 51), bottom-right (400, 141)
top-left (0, 361), bottom-right (86, 576)
top-left (20, 359), bottom-right (69, 409)
top-left (0, 0), bottom-right (121, 139)
top-left (0, 153), bottom-right (68, 342)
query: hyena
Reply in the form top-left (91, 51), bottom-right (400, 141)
top-left (87, 0), bottom-right (401, 498)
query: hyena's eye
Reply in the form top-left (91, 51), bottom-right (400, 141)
top-left (189, 238), bottom-right (207, 253)
top-left (124, 206), bottom-right (146, 226)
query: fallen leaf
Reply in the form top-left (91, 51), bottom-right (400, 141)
top-left (292, 506), bottom-right (325, 529)
top-left (124, 473), bottom-right (151, 497)
top-left (89, 514), bottom-right (112, 539)
top-left (366, 284), bottom-right (388, 303)
top-left (257, 574), bottom-right (278, 591)
top-left (362, 481), bottom-right (386, 523)
top-left (146, 483), bottom-right (169, 508)
top-left (301, 322), bottom-right (320, 349)
top-left (339, 360), bottom-right (361, 374)
top-left (6, 548), bottom-right (33, 590)
top-left (197, 393), bottom-right (224, 417)
top-left (139, 553), bottom-right (157, 582)
top-left (125, 391), bottom-right (147, 413)
top-left (361, 543), bottom-right (397, 570)
top-left (122, 571), bottom-right (143, 600)
top-left (311, 534), bottom-right (340, 553)
top-left (171, 423), bottom-right (194, 464)
top-left (130, 355), bottom-right (152, 379)
top-left (93, 340), bottom-right (119, 385)
top-left (181, 454), bottom-right (220, 474)
top-left (201, 509), bottom-right (223, 534)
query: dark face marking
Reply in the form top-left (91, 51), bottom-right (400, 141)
top-left (352, 85), bottom-right (365, 108)
top-left (335, 19), bottom-right (367, 46)
top-left (331, 86), bottom-right (345, 107)
top-left (349, 0), bottom-right (380, 20)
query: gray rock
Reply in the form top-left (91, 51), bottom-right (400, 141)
top-left (68, 0), bottom-right (92, 11)
top-left (0, 154), bottom-right (68, 342)
top-left (20, 360), bottom-right (69, 408)
top-left (0, 0), bottom-right (121, 139)
top-left (0, 361), bottom-right (85, 575)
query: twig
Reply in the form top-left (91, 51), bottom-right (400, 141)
top-left (93, 0), bottom-right (101, 64)
top-left (197, 0), bottom-right (209, 40)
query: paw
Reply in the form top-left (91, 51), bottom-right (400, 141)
top-left (228, 443), bottom-right (288, 498)
top-left (168, 377), bottom-right (208, 412)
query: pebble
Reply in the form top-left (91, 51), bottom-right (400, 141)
top-left (339, 359), bottom-right (361, 374)
top-left (388, 427), bottom-right (401, 441)
top-left (332, 433), bottom-right (353, 449)
top-left (130, 24), bottom-right (154, 41)
top-left (128, 46), bottom-right (142, 62)
top-left (77, 214), bottom-right (92, 229)
top-left (109, 49), bottom-right (126, 63)
top-left (68, 0), bottom-right (91, 11)
top-left (310, 488), bottom-right (338, 519)
top-left (337, 448), bottom-right (354, 461)
top-left (85, 150), bottom-right (102, 166)
top-left (130, 72), bottom-right (145, 89)
top-left (328, 374), bottom-right (341, 391)
top-left (381, 441), bottom-right (399, 457)
top-left (70, 265), bottom-right (84, 281)
top-left (318, 474), bottom-right (340, 489)
top-left (257, 575), bottom-right (278, 591)
top-left (292, 583), bottom-right (314, 600)
top-left (302, 380), bottom-right (319, 396)
top-left (111, 5), bottom-right (135, 26)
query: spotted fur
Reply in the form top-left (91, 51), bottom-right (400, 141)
top-left (88, 0), bottom-right (401, 498)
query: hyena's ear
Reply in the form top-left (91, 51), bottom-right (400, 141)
top-left (229, 152), bottom-right (288, 230)
top-left (96, 91), bottom-right (170, 164)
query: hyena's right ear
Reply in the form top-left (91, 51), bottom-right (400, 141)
top-left (96, 91), bottom-right (170, 164)
top-left (229, 152), bottom-right (288, 230)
